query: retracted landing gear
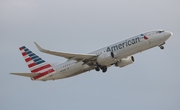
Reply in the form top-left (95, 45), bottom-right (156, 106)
top-left (101, 66), bottom-right (107, 73)
top-left (159, 42), bottom-right (165, 50)
top-left (95, 67), bottom-right (100, 71)
top-left (95, 64), bottom-right (107, 73)
top-left (159, 45), bottom-right (164, 50)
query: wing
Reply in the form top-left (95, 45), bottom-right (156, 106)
top-left (10, 73), bottom-right (40, 78)
top-left (34, 42), bottom-right (97, 61)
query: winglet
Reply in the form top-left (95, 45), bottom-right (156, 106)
top-left (34, 42), bottom-right (46, 52)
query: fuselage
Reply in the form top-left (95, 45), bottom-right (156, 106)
top-left (37, 30), bottom-right (172, 81)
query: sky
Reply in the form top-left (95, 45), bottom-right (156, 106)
top-left (1, 0), bottom-right (180, 110)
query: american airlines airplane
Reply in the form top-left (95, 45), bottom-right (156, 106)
top-left (10, 30), bottom-right (173, 81)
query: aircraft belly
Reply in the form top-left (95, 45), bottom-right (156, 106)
top-left (53, 62), bottom-right (84, 80)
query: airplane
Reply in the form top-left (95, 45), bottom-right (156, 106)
top-left (10, 30), bottom-right (173, 81)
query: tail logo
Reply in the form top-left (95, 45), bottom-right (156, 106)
top-left (19, 46), bottom-right (55, 80)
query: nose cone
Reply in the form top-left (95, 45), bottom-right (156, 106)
top-left (164, 31), bottom-right (173, 39)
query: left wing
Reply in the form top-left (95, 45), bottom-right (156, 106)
top-left (34, 42), bottom-right (97, 61)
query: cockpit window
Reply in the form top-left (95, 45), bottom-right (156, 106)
top-left (157, 30), bottom-right (164, 33)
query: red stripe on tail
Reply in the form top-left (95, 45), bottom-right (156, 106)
top-left (28, 62), bottom-right (36, 68)
top-left (33, 69), bottom-right (55, 80)
top-left (25, 58), bottom-right (32, 62)
top-left (19, 47), bottom-right (23, 50)
top-left (31, 64), bottom-right (52, 73)
top-left (22, 52), bottom-right (27, 56)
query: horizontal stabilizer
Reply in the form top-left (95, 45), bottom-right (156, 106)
top-left (10, 73), bottom-right (40, 78)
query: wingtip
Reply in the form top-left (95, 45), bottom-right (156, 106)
top-left (34, 42), bottom-right (43, 51)
top-left (34, 42), bottom-right (39, 48)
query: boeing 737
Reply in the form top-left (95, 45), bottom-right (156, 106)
top-left (10, 30), bottom-right (173, 81)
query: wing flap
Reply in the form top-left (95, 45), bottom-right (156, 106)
top-left (34, 42), bottom-right (97, 60)
top-left (10, 73), bottom-right (40, 78)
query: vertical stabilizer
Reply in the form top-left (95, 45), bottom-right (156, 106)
top-left (19, 46), bottom-right (55, 80)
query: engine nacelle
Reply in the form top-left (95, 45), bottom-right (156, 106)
top-left (97, 52), bottom-right (115, 66)
top-left (115, 56), bottom-right (135, 67)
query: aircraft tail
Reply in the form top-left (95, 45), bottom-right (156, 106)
top-left (19, 46), bottom-right (55, 74)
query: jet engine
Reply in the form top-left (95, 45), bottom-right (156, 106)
top-left (115, 56), bottom-right (134, 67)
top-left (97, 52), bottom-right (115, 66)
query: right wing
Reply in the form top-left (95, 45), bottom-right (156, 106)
top-left (34, 42), bottom-right (97, 61)
top-left (10, 73), bottom-right (40, 78)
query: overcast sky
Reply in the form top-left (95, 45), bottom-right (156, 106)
top-left (1, 0), bottom-right (180, 110)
